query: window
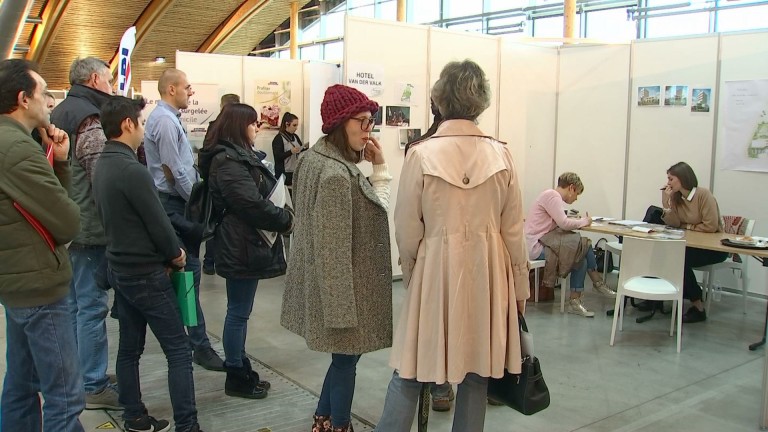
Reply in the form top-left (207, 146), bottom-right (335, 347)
top-left (447, 21), bottom-right (483, 32)
top-left (445, 0), bottom-right (483, 18)
top-left (586, 8), bottom-right (636, 40)
top-left (377, 0), bottom-right (397, 20)
top-left (644, 12), bottom-right (710, 38)
top-left (410, 0), bottom-right (441, 23)
top-left (301, 45), bottom-right (322, 60)
top-left (532, 15), bottom-right (583, 38)
top-left (324, 41), bottom-right (344, 61)
top-left (348, 0), bottom-right (375, 18)
top-left (325, 11), bottom-right (346, 38)
top-left (717, 3), bottom-right (768, 33)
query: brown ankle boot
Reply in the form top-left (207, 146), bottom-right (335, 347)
top-left (312, 414), bottom-right (331, 432)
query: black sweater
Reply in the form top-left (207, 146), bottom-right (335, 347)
top-left (93, 141), bottom-right (181, 273)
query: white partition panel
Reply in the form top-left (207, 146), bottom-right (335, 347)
top-left (715, 31), bottom-right (768, 295)
top-left (498, 39), bottom-right (558, 213)
top-left (625, 36), bottom-right (719, 221)
top-left (345, 16), bottom-right (430, 277)
top-left (176, 51), bottom-right (244, 98)
top-left (428, 28), bottom-right (500, 136)
top-left (242, 56), bottom-right (305, 164)
top-left (303, 61), bottom-right (342, 148)
top-left (556, 44), bottom-right (631, 231)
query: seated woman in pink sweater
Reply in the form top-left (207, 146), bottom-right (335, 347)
top-left (524, 172), bottom-right (616, 317)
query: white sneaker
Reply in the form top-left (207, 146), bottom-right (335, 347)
top-left (593, 280), bottom-right (617, 297)
top-left (567, 298), bottom-right (595, 317)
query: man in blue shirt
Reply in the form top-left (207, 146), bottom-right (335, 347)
top-left (143, 68), bottom-right (223, 371)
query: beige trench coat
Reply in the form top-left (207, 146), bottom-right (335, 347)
top-left (390, 120), bottom-right (530, 384)
top-left (281, 138), bottom-right (393, 355)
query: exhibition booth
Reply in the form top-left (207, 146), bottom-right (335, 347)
top-left (161, 16), bottom-right (768, 294)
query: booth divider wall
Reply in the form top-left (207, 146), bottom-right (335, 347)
top-left (344, 16), bottom-right (431, 276)
top-left (303, 61), bottom-right (342, 147)
top-left (625, 36), bottom-right (719, 221)
top-left (715, 30), bottom-right (768, 296)
top-left (555, 44), bottom-right (631, 243)
top-left (498, 40), bottom-right (559, 214)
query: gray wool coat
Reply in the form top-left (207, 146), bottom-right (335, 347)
top-left (280, 138), bottom-right (393, 354)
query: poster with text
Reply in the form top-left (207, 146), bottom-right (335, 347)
top-left (346, 62), bottom-right (385, 98)
top-left (140, 81), bottom-right (219, 150)
top-left (722, 80), bottom-right (768, 172)
top-left (254, 80), bottom-right (293, 129)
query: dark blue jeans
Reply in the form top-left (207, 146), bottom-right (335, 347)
top-left (316, 354), bottom-right (361, 428)
top-left (158, 193), bottom-right (211, 351)
top-left (223, 278), bottom-right (258, 368)
top-left (1, 297), bottom-right (85, 432)
top-left (109, 268), bottom-right (198, 431)
top-left (203, 238), bottom-right (215, 270)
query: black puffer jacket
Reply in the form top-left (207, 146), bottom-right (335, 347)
top-left (198, 140), bottom-right (292, 279)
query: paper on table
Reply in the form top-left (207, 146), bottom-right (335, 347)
top-left (631, 226), bottom-right (655, 233)
top-left (257, 175), bottom-right (287, 248)
top-left (609, 220), bottom-right (647, 227)
top-left (591, 216), bottom-right (616, 221)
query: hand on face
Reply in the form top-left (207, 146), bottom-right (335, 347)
top-left (38, 125), bottom-right (70, 161)
top-left (363, 135), bottom-right (385, 165)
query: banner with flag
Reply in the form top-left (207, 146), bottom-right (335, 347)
top-left (117, 26), bottom-right (137, 96)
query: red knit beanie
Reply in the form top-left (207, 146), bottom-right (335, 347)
top-left (321, 84), bottom-right (379, 134)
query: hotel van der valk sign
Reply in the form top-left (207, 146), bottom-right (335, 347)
top-left (346, 62), bottom-right (385, 98)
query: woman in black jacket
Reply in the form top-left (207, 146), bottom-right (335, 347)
top-left (271, 112), bottom-right (305, 186)
top-left (198, 103), bottom-right (293, 400)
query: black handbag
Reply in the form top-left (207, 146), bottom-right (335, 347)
top-left (487, 314), bottom-right (550, 415)
top-left (594, 237), bottom-right (615, 274)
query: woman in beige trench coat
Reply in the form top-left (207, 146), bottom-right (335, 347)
top-left (375, 60), bottom-right (530, 432)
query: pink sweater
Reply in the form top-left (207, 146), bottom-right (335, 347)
top-left (524, 189), bottom-right (589, 260)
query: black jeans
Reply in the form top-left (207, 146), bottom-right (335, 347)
top-left (683, 247), bottom-right (728, 302)
top-left (109, 268), bottom-right (198, 430)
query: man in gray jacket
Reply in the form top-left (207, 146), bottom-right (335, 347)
top-left (50, 56), bottom-right (120, 410)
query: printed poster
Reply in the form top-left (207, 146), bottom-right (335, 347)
top-left (254, 80), bottom-right (293, 129)
top-left (346, 62), bottom-right (385, 98)
top-left (722, 80), bottom-right (768, 172)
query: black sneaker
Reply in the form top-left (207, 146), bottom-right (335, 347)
top-left (193, 346), bottom-right (225, 372)
top-left (682, 306), bottom-right (707, 323)
top-left (202, 265), bottom-right (215, 275)
top-left (124, 415), bottom-right (171, 432)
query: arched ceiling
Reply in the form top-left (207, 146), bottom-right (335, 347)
top-left (14, 0), bottom-right (312, 90)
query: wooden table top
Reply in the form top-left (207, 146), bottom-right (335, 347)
top-left (582, 223), bottom-right (768, 260)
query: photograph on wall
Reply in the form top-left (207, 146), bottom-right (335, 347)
top-left (722, 80), bottom-right (768, 172)
top-left (346, 62), bottom-right (385, 98)
top-left (386, 106), bottom-right (410, 127)
top-left (399, 128), bottom-right (422, 149)
top-left (664, 85), bottom-right (688, 106)
top-left (255, 80), bottom-right (293, 129)
top-left (374, 108), bottom-right (383, 126)
top-left (691, 88), bottom-right (712, 113)
top-left (637, 86), bottom-right (661, 106)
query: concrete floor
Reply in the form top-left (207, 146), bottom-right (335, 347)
top-left (1, 269), bottom-right (766, 431)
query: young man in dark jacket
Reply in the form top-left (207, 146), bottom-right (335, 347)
top-left (0, 59), bottom-right (85, 432)
top-left (93, 95), bottom-right (204, 432)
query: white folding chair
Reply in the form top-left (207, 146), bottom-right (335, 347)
top-left (609, 237), bottom-right (686, 352)
top-left (697, 218), bottom-right (755, 314)
top-left (529, 259), bottom-right (545, 302)
top-left (604, 241), bottom-right (623, 281)
top-left (528, 259), bottom-right (569, 309)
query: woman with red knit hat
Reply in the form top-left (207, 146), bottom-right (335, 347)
top-left (281, 84), bottom-right (393, 432)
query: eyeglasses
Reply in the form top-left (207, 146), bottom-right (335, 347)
top-left (350, 117), bottom-right (375, 131)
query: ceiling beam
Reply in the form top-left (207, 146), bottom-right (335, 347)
top-left (27, 0), bottom-right (69, 63)
top-left (109, 0), bottom-right (175, 76)
top-left (197, 0), bottom-right (272, 53)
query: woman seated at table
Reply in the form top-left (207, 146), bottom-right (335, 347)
top-left (661, 161), bottom-right (727, 323)
top-left (524, 172), bottom-right (616, 317)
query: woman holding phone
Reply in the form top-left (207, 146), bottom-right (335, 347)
top-left (271, 112), bottom-right (305, 186)
top-left (281, 85), bottom-right (393, 432)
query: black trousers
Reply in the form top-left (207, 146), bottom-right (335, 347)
top-left (683, 247), bottom-right (728, 302)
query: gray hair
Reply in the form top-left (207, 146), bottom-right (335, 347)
top-left (69, 57), bottom-right (109, 85)
top-left (431, 60), bottom-right (491, 121)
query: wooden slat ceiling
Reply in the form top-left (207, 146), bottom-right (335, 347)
top-left (10, 0), bottom-right (46, 59)
top-left (16, 0), bottom-right (314, 89)
top-left (214, 0), bottom-right (313, 55)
